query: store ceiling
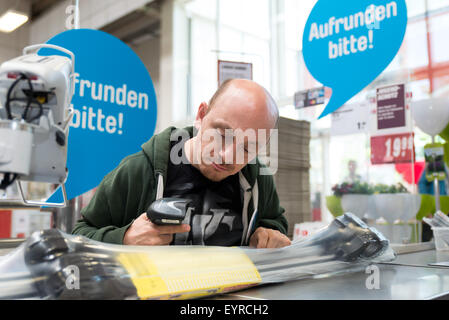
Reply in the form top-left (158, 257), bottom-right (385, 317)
top-left (29, 0), bottom-right (161, 44)
top-left (30, 0), bottom-right (61, 20)
top-left (30, 0), bottom-right (161, 44)
top-left (101, 1), bottom-right (162, 45)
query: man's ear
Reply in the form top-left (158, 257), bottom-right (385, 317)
top-left (194, 102), bottom-right (209, 130)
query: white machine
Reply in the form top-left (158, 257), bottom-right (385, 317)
top-left (0, 44), bottom-right (75, 207)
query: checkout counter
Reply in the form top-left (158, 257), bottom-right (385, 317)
top-left (1, 239), bottom-right (449, 300)
top-left (217, 244), bottom-right (449, 300)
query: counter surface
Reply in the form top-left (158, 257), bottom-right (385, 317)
top-left (385, 249), bottom-right (449, 267)
top-left (217, 261), bottom-right (449, 300)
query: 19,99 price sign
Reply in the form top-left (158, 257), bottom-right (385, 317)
top-left (370, 133), bottom-right (415, 164)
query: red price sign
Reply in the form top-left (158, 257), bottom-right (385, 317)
top-left (371, 133), bottom-right (415, 164)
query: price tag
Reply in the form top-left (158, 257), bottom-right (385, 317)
top-left (330, 102), bottom-right (369, 136)
top-left (370, 133), bottom-right (414, 164)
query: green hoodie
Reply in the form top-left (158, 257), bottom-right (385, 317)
top-left (72, 126), bottom-right (288, 245)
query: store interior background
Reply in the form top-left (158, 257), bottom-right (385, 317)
top-left (1, 0), bottom-right (448, 243)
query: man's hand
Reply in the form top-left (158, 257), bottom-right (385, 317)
top-left (249, 227), bottom-right (291, 248)
top-left (123, 213), bottom-right (190, 245)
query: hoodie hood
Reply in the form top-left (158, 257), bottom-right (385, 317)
top-left (140, 126), bottom-right (259, 188)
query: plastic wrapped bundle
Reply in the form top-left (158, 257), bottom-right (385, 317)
top-left (0, 213), bottom-right (395, 300)
top-left (423, 211), bottom-right (449, 228)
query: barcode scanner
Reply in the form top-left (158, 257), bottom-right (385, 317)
top-left (146, 197), bottom-right (192, 225)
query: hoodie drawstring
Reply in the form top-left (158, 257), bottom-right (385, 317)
top-left (239, 172), bottom-right (259, 245)
top-left (156, 173), bottom-right (164, 200)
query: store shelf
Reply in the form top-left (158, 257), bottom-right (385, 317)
top-left (0, 200), bottom-right (41, 210)
top-left (0, 238), bottom-right (25, 249)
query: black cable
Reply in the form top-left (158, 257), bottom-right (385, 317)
top-left (7, 97), bottom-right (44, 122)
top-left (4, 73), bottom-right (44, 123)
top-left (26, 99), bottom-right (43, 123)
top-left (0, 173), bottom-right (17, 190)
top-left (21, 75), bottom-right (34, 120)
top-left (4, 74), bottom-right (26, 120)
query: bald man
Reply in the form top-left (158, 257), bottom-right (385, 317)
top-left (73, 79), bottom-right (290, 248)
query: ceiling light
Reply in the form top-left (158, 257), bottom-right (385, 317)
top-left (0, 10), bottom-right (29, 33)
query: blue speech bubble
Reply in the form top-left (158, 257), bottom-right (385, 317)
top-left (302, 0), bottom-right (407, 118)
top-left (39, 29), bottom-right (157, 203)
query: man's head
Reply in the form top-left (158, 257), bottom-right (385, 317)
top-left (188, 79), bottom-right (279, 182)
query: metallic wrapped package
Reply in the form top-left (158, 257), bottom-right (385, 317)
top-left (0, 213), bottom-right (395, 299)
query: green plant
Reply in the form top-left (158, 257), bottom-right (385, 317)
top-left (332, 182), bottom-right (409, 197)
top-left (373, 183), bottom-right (409, 194)
top-left (332, 182), bottom-right (374, 197)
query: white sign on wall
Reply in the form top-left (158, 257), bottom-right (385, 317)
top-left (330, 102), bottom-right (370, 136)
top-left (218, 60), bottom-right (253, 86)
